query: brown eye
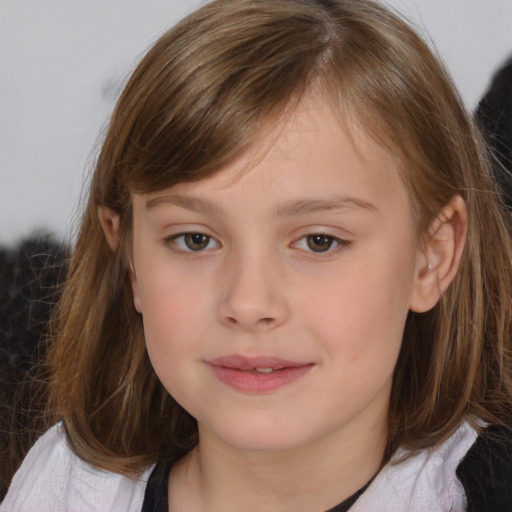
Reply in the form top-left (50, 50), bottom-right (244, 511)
top-left (306, 234), bottom-right (335, 252)
top-left (167, 232), bottom-right (220, 253)
top-left (184, 233), bottom-right (211, 251)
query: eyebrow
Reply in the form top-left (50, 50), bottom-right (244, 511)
top-left (274, 197), bottom-right (378, 216)
top-left (145, 194), bottom-right (378, 216)
top-left (145, 194), bottom-right (223, 215)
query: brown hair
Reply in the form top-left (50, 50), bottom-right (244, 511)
top-left (46, 0), bottom-right (512, 474)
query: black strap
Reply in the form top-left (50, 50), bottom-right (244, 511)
top-left (327, 479), bottom-right (372, 511)
top-left (456, 425), bottom-right (512, 512)
top-left (141, 460), bottom-right (172, 512)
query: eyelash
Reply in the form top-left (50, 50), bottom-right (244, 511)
top-left (165, 232), bottom-right (350, 255)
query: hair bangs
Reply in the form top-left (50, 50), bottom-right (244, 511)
top-left (101, 1), bottom-right (347, 201)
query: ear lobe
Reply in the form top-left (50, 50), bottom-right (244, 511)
top-left (98, 206), bottom-right (121, 251)
top-left (409, 195), bottom-right (468, 313)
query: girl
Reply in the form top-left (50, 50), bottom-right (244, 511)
top-left (2, 0), bottom-right (511, 510)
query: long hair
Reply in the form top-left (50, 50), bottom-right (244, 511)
top-left (46, 0), bottom-right (512, 474)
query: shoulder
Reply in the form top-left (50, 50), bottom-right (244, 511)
top-left (352, 421), bottom-right (479, 512)
top-left (0, 423), bottom-right (154, 512)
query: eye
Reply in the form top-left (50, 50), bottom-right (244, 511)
top-left (294, 233), bottom-right (348, 253)
top-left (168, 232), bottom-right (219, 252)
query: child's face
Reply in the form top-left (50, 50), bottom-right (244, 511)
top-left (130, 93), bottom-right (424, 454)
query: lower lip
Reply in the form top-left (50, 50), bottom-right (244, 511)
top-left (209, 364), bottom-right (314, 393)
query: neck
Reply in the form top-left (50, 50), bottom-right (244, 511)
top-left (169, 409), bottom-right (387, 512)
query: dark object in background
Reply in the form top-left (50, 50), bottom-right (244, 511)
top-left (0, 234), bottom-right (68, 501)
top-left (476, 56), bottom-right (512, 211)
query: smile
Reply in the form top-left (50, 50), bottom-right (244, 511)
top-left (207, 355), bottom-right (314, 393)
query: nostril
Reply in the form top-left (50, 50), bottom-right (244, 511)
top-left (256, 317), bottom-right (275, 328)
top-left (224, 315), bottom-right (275, 328)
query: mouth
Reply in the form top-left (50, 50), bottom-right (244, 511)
top-left (207, 355), bottom-right (314, 393)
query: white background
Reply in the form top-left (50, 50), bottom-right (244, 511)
top-left (1, 0), bottom-right (511, 246)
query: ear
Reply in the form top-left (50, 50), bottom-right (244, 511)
top-left (98, 206), bottom-right (120, 251)
top-left (409, 195), bottom-right (468, 313)
top-left (98, 206), bottom-right (143, 313)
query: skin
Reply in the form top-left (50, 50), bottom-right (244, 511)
top-left (102, 92), bottom-right (467, 511)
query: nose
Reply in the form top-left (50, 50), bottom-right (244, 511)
top-left (217, 254), bottom-right (290, 332)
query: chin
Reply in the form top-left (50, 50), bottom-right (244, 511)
top-left (200, 414), bottom-right (314, 453)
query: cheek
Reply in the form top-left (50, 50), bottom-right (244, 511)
top-left (138, 282), bottom-right (206, 403)
top-left (299, 255), bottom-right (414, 361)
top-left (134, 260), bottom-right (212, 358)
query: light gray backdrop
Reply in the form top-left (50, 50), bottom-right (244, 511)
top-left (1, 0), bottom-right (511, 246)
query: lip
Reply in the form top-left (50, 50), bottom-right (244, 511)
top-left (208, 355), bottom-right (314, 393)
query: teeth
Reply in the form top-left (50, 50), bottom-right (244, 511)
top-left (255, 367), bottom-right (274, 373)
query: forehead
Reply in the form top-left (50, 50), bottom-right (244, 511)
top-left (134, 93), bottom-right (410, 221)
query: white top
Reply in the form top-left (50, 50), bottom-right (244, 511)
top-left (1, 422), bottom-right (478, 511)
top-left (1, 424), bottom-right (154, 512)
top-left (352, 421), bottom-right (476, 511)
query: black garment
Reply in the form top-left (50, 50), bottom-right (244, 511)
top-left (141, 461), bottom-right (369, 512)
top-left (456, 424), bottom-right (512, 512)
top-left (141, 460), bottom-right (171, 512)
top-left (476, 56), bottom-right (512, 212)
top-left (0, 235), bottom-right (68, 500)
top-left (142, 425), bottom-right (512, 512)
